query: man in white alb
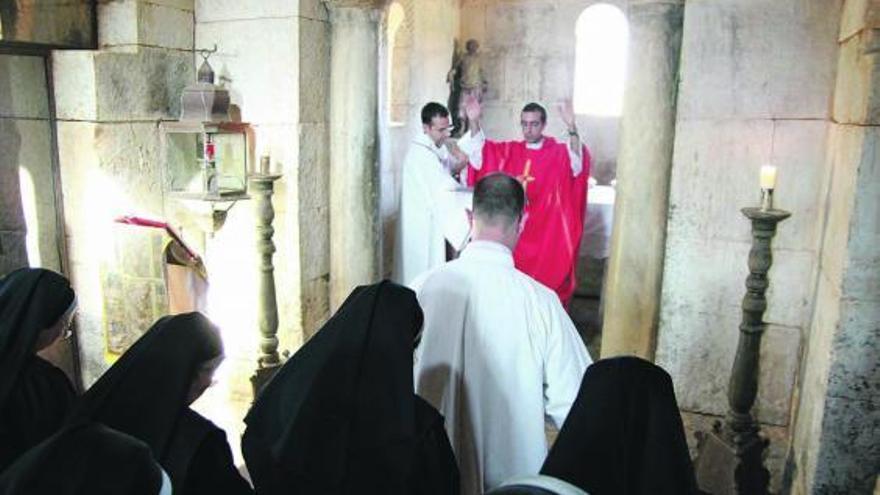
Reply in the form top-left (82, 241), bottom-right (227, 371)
top-left (393, 102), bottom-right (479, 286)
top-left (413, 173), bottom-right (592, 494)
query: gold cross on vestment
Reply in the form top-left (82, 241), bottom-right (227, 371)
top-left (517, 159), bottom-right (536, 195)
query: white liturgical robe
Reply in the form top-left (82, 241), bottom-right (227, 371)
top-left (413, 241), bottom-right (592, 494)
top-left (393, 132), bottom-right (471, 286)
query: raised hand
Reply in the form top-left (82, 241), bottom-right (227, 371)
top-left (464, 95), bottom-right (482, 124)
top-left (446, 141), bottom-right (468, 173)
top-left (558, 99), bottom-right (576, 131)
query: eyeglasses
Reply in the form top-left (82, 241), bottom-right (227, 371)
top-left (520, 121), bottom-right (543, 129)
top-left (60, 312), bottom-right (78, 340)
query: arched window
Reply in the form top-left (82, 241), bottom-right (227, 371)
top-left (18, 166), bottom-right (41, 267)
top-left (386, 3), bottom-right (409, 124)
top-left (573, 4), bottom-right (628, 116)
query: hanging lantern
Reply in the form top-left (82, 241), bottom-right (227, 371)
top-left (161, 45), bottom-right (249, 201)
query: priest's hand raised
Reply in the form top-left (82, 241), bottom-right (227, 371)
top-left (446, 141), bottom-right (468, 173)
top-left (464, 95), bottom-right (482, 135)
top-left (558, 99), bottom-right (577, 133)
top-left (558, 99), bottom-right (582, 158)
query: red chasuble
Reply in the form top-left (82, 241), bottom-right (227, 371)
top-left (467, 137), bottom-right (589, 306)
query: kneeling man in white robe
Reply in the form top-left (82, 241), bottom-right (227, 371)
top-left (413, 173), bottom-right (592, 494)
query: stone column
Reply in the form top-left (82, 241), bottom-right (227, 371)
top-left (600, 0), bottom-right (684, 359)
top-left (327, 0), bottom-right (381, 310)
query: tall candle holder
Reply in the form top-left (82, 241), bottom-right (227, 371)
top-left (249, 168), bottom-right (284, 398)
top-left (694, 200), bottom-right (791, 495)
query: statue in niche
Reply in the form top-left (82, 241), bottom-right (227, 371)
top-left (447, 38), bottom-right (487, 137)
top-left (446, 39), bottom-right (463, 134)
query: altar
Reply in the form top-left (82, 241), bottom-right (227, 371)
top-left (581, 185), bottom-right (615, 260)
top-left (578, 185), bottom-right (616, 298)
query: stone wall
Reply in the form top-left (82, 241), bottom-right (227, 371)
top-left (387, 0), bottom-right (414, 124)
top-left (53, 0), bottom-right (195, 385)
top-left (194, 0), bottom-right (333, 336)
top-left (297, 0), bottom-right (332, 339)
top-left (0, 51), bottom-right (77, 382)
top-left (0, 54), bottom-right (60, 275)
top-left (787, 1), bottom-right (880, 492)
top-left (196, 0), bottom-right (300, 352)
top-left (0, 0), bottom-right (95, 47)
top-left (654, 0), bottom-right (842, 491)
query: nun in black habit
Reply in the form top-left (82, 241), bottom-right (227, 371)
top-left (0, 422), bottom-right (171, 495)
top-left (535, 356), bottom-right (698, 495)
top-left (242, 281), bottom-right (460, 495)
top-left (0, 268), bottom-right (78, 471)
top-left (67, 312), bottom-right (253, 495)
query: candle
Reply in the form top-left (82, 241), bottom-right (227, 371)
top-left (760, 165), bottom-right (777, 190)
top-left (254, 129), bottom-right (267, 172)
top-left (204, 135), bottom-right (215, 163)
top-left (260, 155), bottom-right (271, 175)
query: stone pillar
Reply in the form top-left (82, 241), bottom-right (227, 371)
top-left (327, 1), bottom-right (381, 310)
top-left (600, 0), bottom-right (684, 359)
top-left (297, 0), bottom-right (332, 337)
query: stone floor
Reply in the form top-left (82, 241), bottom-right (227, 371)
top-left (571, 253), bottom-right (606, 358)
top-left (569, 294), bottom-right (602, 359)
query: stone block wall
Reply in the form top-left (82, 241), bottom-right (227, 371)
top-left (101, 228), bottom-right (168, 356)
top-left (52, 0), bottom-right (195, 385)
top-left (0, 50), bottom-right (77, 383)
top-left (654, 0), bottom-right (842, 491)
top-left (0, 0), bottom-right (95, 47)
top-left (387, 0), bottom-right (414, 124)
top-left (47, 0), bottom-right (331, 465)
top-left (787, 1), bottom-right (880, 492)
top-left (195, 0), bottom-right (301, 354)
top-left (196, 0), bottom-right (333, 345)
top-left (0, 54), bottom-right (60, 274)
top-left (297, 0), bottom-right (332, 339)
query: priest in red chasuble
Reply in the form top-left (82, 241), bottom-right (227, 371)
top-left (458, 98), bottom-right (590, 306)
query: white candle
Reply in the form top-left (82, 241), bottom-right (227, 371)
top-left (760, 165), bottom-right (777, 190)
top-left (252, 130), bottom-right (265, 174)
